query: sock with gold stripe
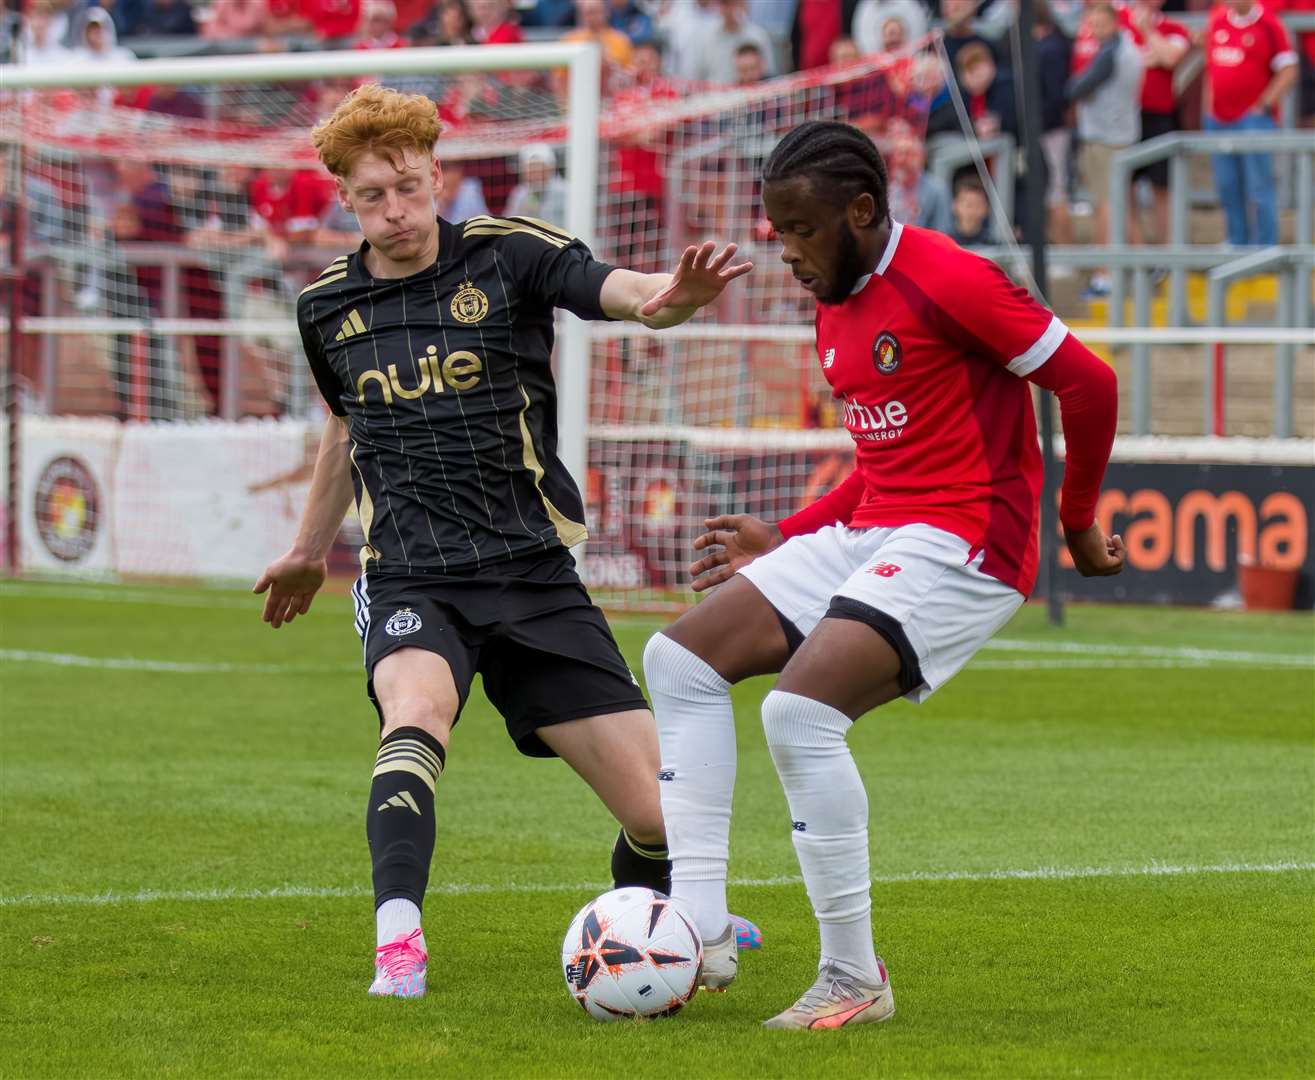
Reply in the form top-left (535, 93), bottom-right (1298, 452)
top-left (367, 727), bottom-right (445, 942)
top-left (611, 829), bottom-right (673, 896)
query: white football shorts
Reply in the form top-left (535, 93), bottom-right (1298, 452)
top-left (737, 523), bottom-right (1024, 702)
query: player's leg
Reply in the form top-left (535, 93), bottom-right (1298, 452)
top-left (644, 527), bottom-right (857, 984)
top-left (533, 707), bottom-right (669, 886)
top-left (642, 575), bottom-right (791, 965)
top-left (760, 527), bottom-right (1023, 1029)
top-left (355, 579), bottom-right (476, 998)
top-left (477, 588), bottom-right (675, 899)
top-left (757, 616), bottom-right (904, 1029)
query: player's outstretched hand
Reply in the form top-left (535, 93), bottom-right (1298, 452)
top-left (253, 549), bottom-right (328, 628)
top-left (640, 242), bottom-right (753, 316)
top-left (1064, 523), bottom-right (1126, 577)
top-left (689, 514), bottom-right (782, 592)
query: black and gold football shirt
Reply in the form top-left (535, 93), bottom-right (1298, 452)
top-left (297, 215), bottom-right (614, 574)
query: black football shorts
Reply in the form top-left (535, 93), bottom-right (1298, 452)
top-left (351, 550), bottom-right (648, 757)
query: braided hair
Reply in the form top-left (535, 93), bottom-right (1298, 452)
top-left (763, 121), bottom-right (890, 225)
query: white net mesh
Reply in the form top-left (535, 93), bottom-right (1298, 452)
top-left (0, 48), bottom-right (939, 598)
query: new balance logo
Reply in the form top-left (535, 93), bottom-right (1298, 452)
top-left (792, 820), bottom-right (807, 832)
top-left (657, 769), bottom-right (676, 782)
top-left (377, 790), bottom-right (421, 815)
top-left (335, 309), bottom-right (368, 341)
top-left (822, 347), bottom-right (836, 369)
top-left (866, 562), bottom-right (902, 578)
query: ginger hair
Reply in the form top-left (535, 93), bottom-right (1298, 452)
top-left (310, 83), bottom-right (443, 178)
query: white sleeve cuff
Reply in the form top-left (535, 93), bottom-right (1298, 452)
top-left (1273, 50), bottom-right (1299, 70)
top-left (1007, 314), bottom-right (1069, 376)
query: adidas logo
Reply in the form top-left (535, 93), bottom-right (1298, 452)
top-left (377, 790), bottom-right (421, 815)
top-left (335, 309), bottom-right (367, 341)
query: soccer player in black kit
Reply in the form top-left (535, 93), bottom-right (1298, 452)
top-left (253, 85), bottom-right (755, 997)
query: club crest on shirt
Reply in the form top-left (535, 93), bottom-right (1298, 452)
top-left (450, 281), bottom-right (489, 324)
top-left (873, 332), bottom-right (901, 375)
top-left (385, 608), bottom-right (423, 636)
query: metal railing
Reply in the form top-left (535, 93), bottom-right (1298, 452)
top-left (927, 133), bottom-right (1016, 228)
top-left (10, 238), bottom-right (1313, 434)
top-left (980, 243), bottom-right (1315, 438)
top-left (1204, 247), bottom-right (1315, 439)
top-left (1108, 132), bottom-right (1315, 330)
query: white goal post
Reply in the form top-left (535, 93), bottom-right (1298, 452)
top-left (0, 41), bottom-right (601, 514)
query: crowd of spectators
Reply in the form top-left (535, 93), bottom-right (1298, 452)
top-left (5, 0), bottom-right (1314, 413)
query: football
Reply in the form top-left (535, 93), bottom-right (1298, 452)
top-left (561, 888), bottom-right (703, 1021)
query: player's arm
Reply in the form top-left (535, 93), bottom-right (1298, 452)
top-left (253, 413), bottom-right (355, 627)
top-left (600, 241), bottom-right (753, 330)
top-left (688, 470), bottom-right (866, 591)
top-left (1024, 334), bottom-right (1125, 577)
top-left (254, 309), bottom-right (355, 627)
top-left (938, 255), bottom-right (1124, 577)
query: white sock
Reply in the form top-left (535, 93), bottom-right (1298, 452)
top-left (642, 632), bottom-right (737, 942)
top-left (376, 898), bottom-right (424, 952)
top-left (761, 690), bottom-right (881, 984)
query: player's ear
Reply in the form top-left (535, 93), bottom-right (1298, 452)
top-left (849, 192), bottom-right (876, 229)
top-left (334, 176), bottom-right (353, 214)
top-left (431, 158), bottom-right (444, 201)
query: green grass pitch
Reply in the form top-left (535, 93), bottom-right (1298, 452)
top-left (1, 580), bottom-right (1312, 1079)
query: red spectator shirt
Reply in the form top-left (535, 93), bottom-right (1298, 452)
top-left (1120, 6), bottom-right (1190, 114)
top-left (478, 20), bottom-right (524, 44)
top-left (610, 78), bottom-right (679, 200)
top-left (1273, 0), bottom-right (1315, 65)
top-left (1206, 2), bottom-right (1298, 121)
top-left (811, 223), bottom-right (1071, 595)
top-left (301, 0), bottom-right (361, 39)
top-left (392, 0), bottom-right (432, 33)
top-left (249, 170), bottom-right (335, 234)
top-left (797, 0), bottom-right (843, 70)
top-left (1071, 21), bottom-right (1101, 73)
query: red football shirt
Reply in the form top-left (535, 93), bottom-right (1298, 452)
top-left (1205, 2), bottom-right (1298, 121)
top-left (812, 223), bottom-right (1070, 595)
top-left (1120, 6), bottom-right (1190, 114)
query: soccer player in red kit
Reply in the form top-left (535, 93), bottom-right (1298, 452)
top-left (642, 122), bottom-right (1126, 1030)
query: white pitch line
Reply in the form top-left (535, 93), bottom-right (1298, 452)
top-left (2, 860), bottom-right (1310, 909)
top-left (969, 658), bottom-right (1308, 671)
top-left (0, 647), bottom-right (1306, 675)
top-left (2, 647), bottom-right (1307, 676)
top-left (0, 649), bottom-right (353, 675)
top-left (0, 583), bottom-right (255, 609)
top-left (7, 585), bottom-right (1311, 667)
top-left (987, 637), bottom-right (1313, 667)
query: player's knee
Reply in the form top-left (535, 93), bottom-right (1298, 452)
top-left (761, 689), bottom-right (847, 750)
top-left (642, 632), bottom-right (679, 692)
top-left (378, 695), bottom-right (457, 744)
top-left (642, 631), bottom-right (722, 699)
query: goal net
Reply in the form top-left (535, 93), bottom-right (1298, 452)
top-left (0, 43), bottom-right (940, 604)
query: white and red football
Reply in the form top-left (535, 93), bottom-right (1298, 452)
top-left (561, 888), bottom-right (703, 1021)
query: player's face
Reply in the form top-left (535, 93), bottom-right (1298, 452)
top-left (338, 150), bottom-right (443, 268)
top-left (763, 176), bottom-right (875, 305)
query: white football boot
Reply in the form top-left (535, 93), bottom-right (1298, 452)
top-left (697, 923), bottom-right (739, 992)
top-left (762, 958), bottom-right (894, 1030)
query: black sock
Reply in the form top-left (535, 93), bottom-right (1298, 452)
top-left (611, 829), bottom-right (672, 896)
top-left (366, 726), bottom-right (445, 909)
